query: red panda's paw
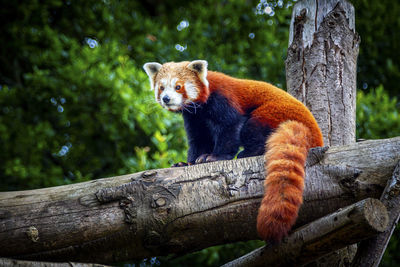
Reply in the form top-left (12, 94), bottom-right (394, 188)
top-left (195, 154), bottom-right (213, 164)
top-left (195, 154), bottom-right (233, 164)
top-left (171, 162), bottom-right (191, 167)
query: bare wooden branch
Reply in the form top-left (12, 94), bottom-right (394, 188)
top-left (221, 198), bottom-right (389, 267)
top-left (0, 258), bottom-right (111, 267)
top-left (351, 161), bottom-right (400, 267)
top-left (0, 137), bottom-right (399, 264)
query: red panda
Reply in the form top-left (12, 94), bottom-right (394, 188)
top-left (143, 60), bottom-right (324, 242)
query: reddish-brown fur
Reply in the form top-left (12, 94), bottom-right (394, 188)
top-left (154, 64), bottom-right (324, 242)
top-left (207, 71), bottom-right (323, 148)
top-left (209, 72), bottom-right (324, 241)
top-left (257, 121), bottom-right (314, 241)
top-left (204, 71), bottom-right (323, 241)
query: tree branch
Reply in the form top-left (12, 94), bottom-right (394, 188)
top-left (221, 198), bottom-right (389, 267)
top-left (0, 257), bottom-right (112, 267)
top-left (0, 137), bottom-right (399, 264)
top-left (351, 161), bottom-right (400, 266)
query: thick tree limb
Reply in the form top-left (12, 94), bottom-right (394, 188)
top-left (221, 198), bottom-right (389, 267)
top-left (0, 137), bottom-right (399, 264)
top-left (351, 161), bottom-right (400, 267)
top-left (0, 258), bottom-right (111, 267)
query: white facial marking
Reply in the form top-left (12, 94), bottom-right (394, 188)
top-left (184, 81), bottom-right (199, 100)
top-left (170, 77), bottom-right (178, 88)
top-left (158, 76), bottom-right (183, 111)
top-left (160, 78), bottom-right (168, 87)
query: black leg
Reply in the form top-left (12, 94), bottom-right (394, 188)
top-left (237, 118), bottom-right (271, 158)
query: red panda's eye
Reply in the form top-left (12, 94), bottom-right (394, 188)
top-left (160, 86), bottom-right (164, 91)
top-left (175, 85), bottom-right (181, 90)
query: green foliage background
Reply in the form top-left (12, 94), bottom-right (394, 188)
top-left (0, 0), bottom-right (399, 266)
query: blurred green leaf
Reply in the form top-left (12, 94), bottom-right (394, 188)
top-left (356, 85), bottom-right (400, 140)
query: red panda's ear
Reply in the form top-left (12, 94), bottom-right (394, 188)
top-left (187, 60), bottom-right (209, 88)
top-left (143, 62), bottom-right (162, 90)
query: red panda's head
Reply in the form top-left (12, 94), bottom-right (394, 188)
top-left (143, 60), bottom-right (209, 112)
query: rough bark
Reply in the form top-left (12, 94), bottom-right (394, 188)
top-left (286, 0), bottom-right (360, 146)
top-left (0, 0), bottom-right (391, 266)
top-left (351, 161), bottom-right (400, 267)
top-left (221, 198), bottom-right (389, 267)
top-left (1, 137), bottom-right (399, 264)
top-left (286, 0), bottom-right (360, 265)
top-left (0, 258), bottom-right (111, 267)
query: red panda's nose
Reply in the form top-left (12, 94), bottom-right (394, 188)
top-left (162, 95), bottom-right (170, 104)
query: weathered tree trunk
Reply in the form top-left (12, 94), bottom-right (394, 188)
top-left (1, 137), bottom-right (399, 264)
top-left (286, 0), bottom-right (360, 265)
top-left (286, 0), bottom-right (359, 147)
